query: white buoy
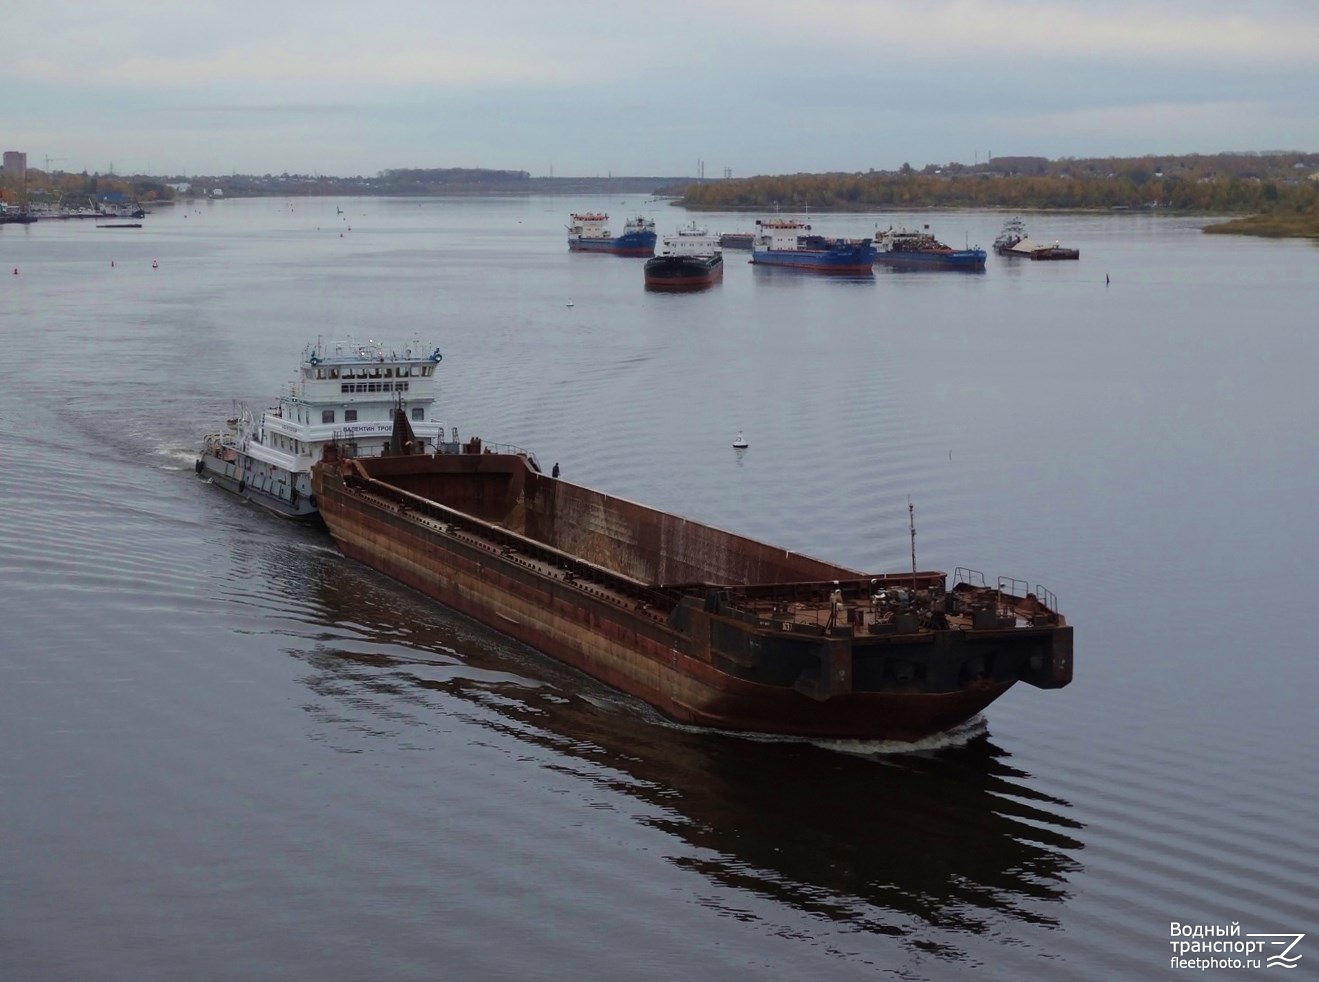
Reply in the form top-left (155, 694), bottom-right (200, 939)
top-left (566, 299), bottom-right (574, 307)
top-left (732, 430), bottom-right (748, 449)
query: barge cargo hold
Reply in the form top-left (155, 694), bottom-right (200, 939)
top-left (312, 437), bottom-right (1072, 742)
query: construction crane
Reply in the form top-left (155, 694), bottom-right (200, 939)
top-left (43, 156), bottom-right (66, 172)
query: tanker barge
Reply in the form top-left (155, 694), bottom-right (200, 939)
top-left (312, 422), bottom-right (1072, 741)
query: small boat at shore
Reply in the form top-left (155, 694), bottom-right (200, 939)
top-left (873, 225), bottom-right (986, 270)
top-left (644, 222), bottom-right (724, 290)
top-left (993, 218), bottom-right (1080, 260)
top-left (196, 339), bottom-right (448, 519)
top-left (0, 206), bottom-right (38, 225)
top-left (750, 218), bottom-right (875, 274)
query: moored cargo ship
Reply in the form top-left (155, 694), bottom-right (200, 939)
top-left (750, 218), bottom-right (875, 274)
top-left (644, 222), bottom-right (724, 291)
top-left (874, 225), bottom-right (987, 270)
top-left (567, 212), bottom-right (657, 256)
top-left (312, 423), bottom-right (1072, 741)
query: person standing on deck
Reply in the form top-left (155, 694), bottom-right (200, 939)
top-left (827, 581), bottom-right (844, 631)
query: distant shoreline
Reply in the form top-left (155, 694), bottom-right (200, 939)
top-left (11, 151), bottom-right (1314, 243)
top-left (157, 193), bottom-right (1315, 239)
top-left (171, 177), bottom-right (692, 198)
top-left (1201, 213), bottom-right (1319, 238)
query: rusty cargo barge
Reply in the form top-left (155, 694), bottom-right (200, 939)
top-left (312, 440), bottom-right (1072, 741)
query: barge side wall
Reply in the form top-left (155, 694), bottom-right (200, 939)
top-left (358, 454), bottom-right (863, 587)
top-left (316, 468), bottom-right (1026, 739)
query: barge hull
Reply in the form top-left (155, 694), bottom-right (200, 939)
top-left (644, 258), bottom-right (724, 291)
top-left (313, 451), bottom-right (1072, 740)
top-left (750, 252), bottom-right (874, 275)
top-left (873, 252), bottom-right (987, 270)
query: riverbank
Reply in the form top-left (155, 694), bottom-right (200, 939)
top-left (1202, 211), bottom-right (1319, 239)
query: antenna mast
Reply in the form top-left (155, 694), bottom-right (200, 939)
top-left (909, 498), bottom-right (918, 588)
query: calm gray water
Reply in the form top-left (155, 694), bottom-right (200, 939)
top-left (1, 196), bottom-right (1315, 980)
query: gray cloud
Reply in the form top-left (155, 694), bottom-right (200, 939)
top-left (5, 0), bottom-right (1315, 176)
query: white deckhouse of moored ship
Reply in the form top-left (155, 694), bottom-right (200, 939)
top-left (196, 338), bottom-right (451, 519)
top-left (660, 221), bottom-right (719, 255)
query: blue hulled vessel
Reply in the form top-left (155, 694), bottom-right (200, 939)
top-left (873, 225), bottom-right (986, 270)
top-left (749, 218), bottom-right (874, 273)
top-left (567, 212), bottom-right (657, 256)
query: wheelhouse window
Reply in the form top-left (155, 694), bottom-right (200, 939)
top-left (322, 410), bottom-right (335, 424)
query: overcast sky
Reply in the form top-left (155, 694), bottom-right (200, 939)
top-left (6, 0), bottom-right (1316, 178)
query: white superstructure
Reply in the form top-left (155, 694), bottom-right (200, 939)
top-left (567, 212), bottom-right (611, 241)
top-left (752, 217), bottom-right (812, 251)
top-left (622, 214), bottom-right (656, 235)
top-left (197, 338), bottom-right (451, 518)
top-left (657, 222), bottom-right (720, 257)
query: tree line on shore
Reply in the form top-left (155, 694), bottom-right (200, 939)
top-left (673, 153), bottom-right (1319, 236)
top-left (0, 171), bottom-right (176, 207)
top-left (678, 153), bottom-right (1317, 219)
top-left (5, 153), bottom-right (1316, 236)
top-left (0, 166), bottom-right (686, 206)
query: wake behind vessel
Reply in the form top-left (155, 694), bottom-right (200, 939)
top-left (196, 339), bottom-right (450, 518)
top-left (311, 416), bottom-right (1073, 742)
top-left (644, 221), bottom-right (724, 290)
top-left (750, 218), bottom-right (875, 274)
top-left (567, 212), bottom-right (657, 256)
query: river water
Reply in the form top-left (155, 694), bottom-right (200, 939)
top-left (1, 196), bottom-right (1315, 980)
